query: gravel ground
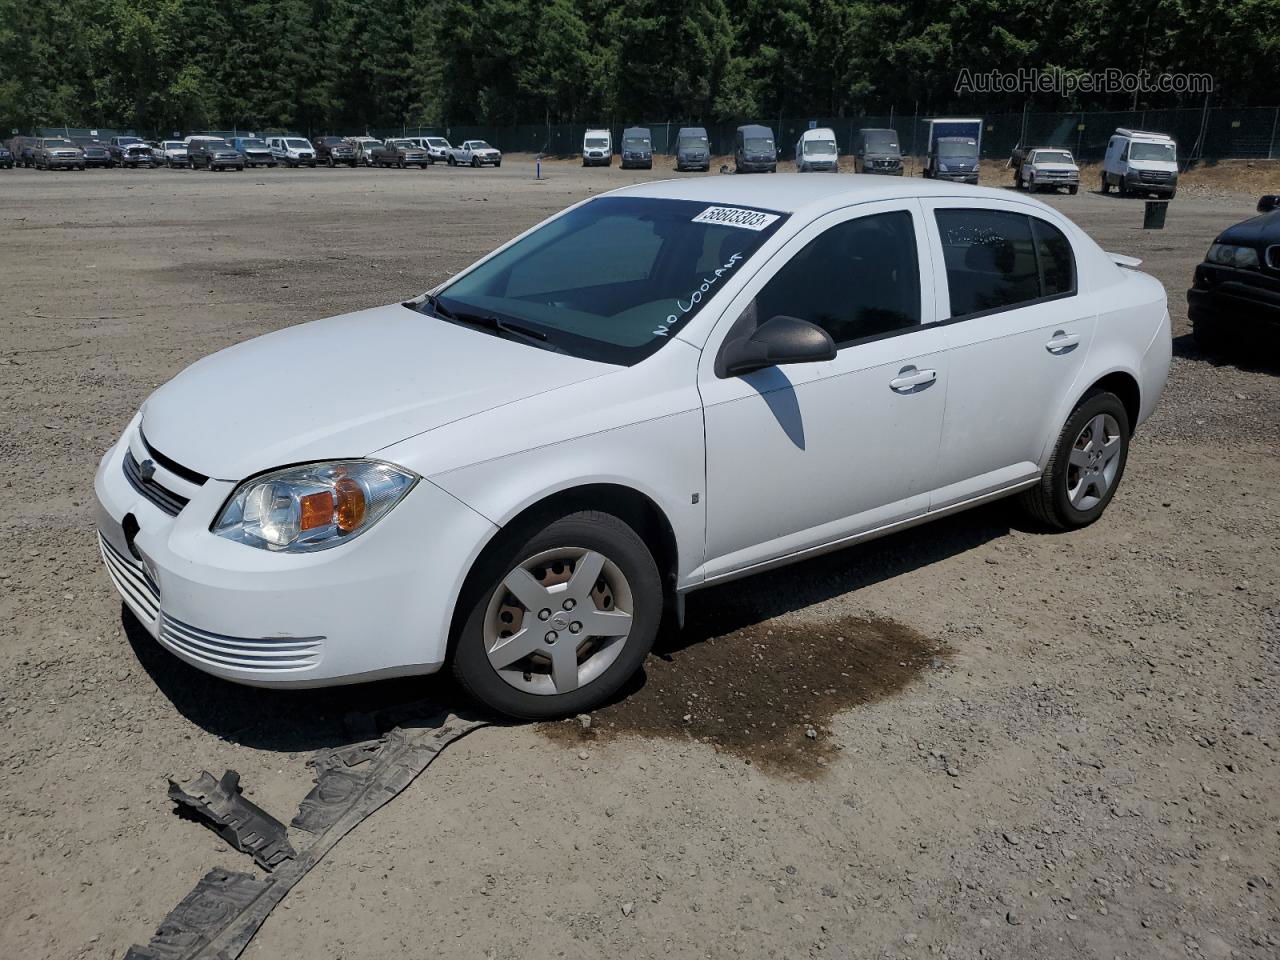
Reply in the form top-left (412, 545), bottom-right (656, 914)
top-left (1, 158), bottom-right (1277, 960)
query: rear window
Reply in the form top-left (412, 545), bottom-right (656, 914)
top-left (935, 209), bottom-right (1076, 318)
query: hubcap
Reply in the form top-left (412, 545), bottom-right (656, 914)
top-left (1066, 413), bottom-right (1122, 510)
top-left (483, 548), bottom-right (634, 696)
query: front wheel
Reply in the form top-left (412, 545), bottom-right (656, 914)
top-left (1018, 391), bottom-right (1130, 530)
top-left (452, 511), bottom-right (662, 719)
top-left (1068, 184), bottom-right (1078, 195)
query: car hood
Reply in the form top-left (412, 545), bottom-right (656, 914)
top-left (1218, 210), bottom-right (1280, 247)
top-left (140, 304), bottom-right (614, 481)
top-left (1032, 161), bottom-right (1078, 171)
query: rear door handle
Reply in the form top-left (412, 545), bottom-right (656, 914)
top-left (1045, 330), bottom-right (1081, 353)
top-left (889, 366), bottom-right (937, 393)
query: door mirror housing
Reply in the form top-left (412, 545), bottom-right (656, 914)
top-left (1259, 194), bottom-right (1279, 213)
top-left (717, 315), bottom-right (837, 378)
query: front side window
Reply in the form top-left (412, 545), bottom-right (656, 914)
top-left (435, 196), bottom-right (788, 365)
top-left (935, 209), bottom-right (1076, 318)
top-left (745, 210), bottom-right (921, 347)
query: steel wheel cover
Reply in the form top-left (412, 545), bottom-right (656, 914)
top-left (1066, 413), bottom-right (1122, 510)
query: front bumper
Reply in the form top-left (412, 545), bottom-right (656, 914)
top-left (1126, 174), bottom-right (1177, 195)
top-left (935, 170), bottom-right (978, 183)
top-left (583, 154), bottom-right (610, 166)
top-left (737, 159), bottom-right (775, 173)
top-left (1188, 274), bottom-right (1280, 335)
top-left (94, 423), bottom-right (497, 687)
top-left (43, 156), bottom-right (83, 168)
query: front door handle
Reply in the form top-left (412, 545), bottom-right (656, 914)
top-left (1045, 330), bottom-right (1081, 354)
top-left (889, 366), bottom-right (937, 393)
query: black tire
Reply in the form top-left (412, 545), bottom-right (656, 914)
top-left (452, 510), bottom-right (662, 720)
top-left (1068, 185), bottom-right (1078, 195)
top-left (1018, 390), bottom-right (1131, 530)
top-left (1100, 173), bottom-right (1109, 193)
top-left (1168, 188), bottom-right (1177, 200)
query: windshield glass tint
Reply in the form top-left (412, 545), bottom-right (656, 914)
top-left (45, 140), bottom-right (73, 147)
top-left (286, 139), bottom-right (309, 149)
top-left (678, 136), bottom-right (708, 150)
top-left (585, 138), bottom-right (608, 149)
top-left (1130, 141), bottom-right (1175, 162)
top-left (864, 133), bottom-right (898, 152)
top-left (745, 137), bottom-right (774, 152)
top-left (428, 139), bottom-right (449, 147)
top-left (939, 141), bottom-right (977, 158)
top-left (1035, 151), bottom-right (1074, 164)
top-left (623, 138), bottom-right (650, 150)
top-left (242, 139), bottom-right (265, 147)
top-left (436, 196), bottom-right (788, 365)
top-left (805, 140), bottom-right (837, 155)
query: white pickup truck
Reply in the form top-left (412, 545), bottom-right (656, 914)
top-left (1011, 146), bottom-right (1080, 195)
top-left (446, 140), bottom-right (502, 167)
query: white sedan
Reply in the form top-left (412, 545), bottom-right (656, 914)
top-left (95, 177), bottom-right (1171, 718)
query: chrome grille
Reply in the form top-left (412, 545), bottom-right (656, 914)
top-left (123, 449), bottom-right (188, 516)
top-left (1139, 170), bottom-right (1173, 183)
top-left (99, 532), bottom-right (159, 626)
top-left (160, 614), bottom-right (323, 672)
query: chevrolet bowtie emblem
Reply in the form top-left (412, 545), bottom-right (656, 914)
top-left (138, 459), bottom-right (157, 481)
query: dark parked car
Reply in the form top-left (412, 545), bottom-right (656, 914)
top-left (853, 128), bottom-right (903, 175)
top-left (10, 135), bottom-right (40, 167)
top-left (230, 137), bottom-right (274, 168)
top-left (188, 139), bottom-right (246, 171)
top-left (371, 138), bottom-right (431, 168)
top-left (34, 138), bottom-right (85, 170)
top-left (0, 143), bottom-right (12, 169)
top-left (72, 137), bottom-right (112, 167)
top-left (620, 126), bottom-right (653, 169)
top-left (1187, 194), bottom-right (1280, 351)
top-left (734, 124), bottom-right (777, 173)
top-left (108, 135), bottom-right (153, 168)
top-left (314, 136), bottom-right (358, 167)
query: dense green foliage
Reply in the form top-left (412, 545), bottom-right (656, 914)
top-left (1, 0), bottom-right (1276, 132)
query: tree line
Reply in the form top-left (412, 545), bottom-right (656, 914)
top-left (2, 0), bottom-right (1276, 135)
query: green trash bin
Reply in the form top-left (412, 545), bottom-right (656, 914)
top-left (1143, 200), bottom-right (1169, 230)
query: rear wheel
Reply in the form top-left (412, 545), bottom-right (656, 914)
top-left (452, 511), bottom-right (662, 719)
top-left (1019, 391), bottom-right (1130, 530)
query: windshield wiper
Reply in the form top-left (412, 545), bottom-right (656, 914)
top-left (422, 295), bottom-right (552, 347)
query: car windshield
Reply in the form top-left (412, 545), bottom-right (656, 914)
top-left (623, 138), bottom-right (650, 150)
top-left (208, 141), bottom-right (233, 149)
top-left (938, 141), bottom-right (977, 158)
top-left (427, 139), bottom-right (450, 148)
top-left (678, 136), bottom-right (708, 150)
top-left (286, 139), bottom-right (309, 149)
top-left (745, 137), bottom-right (774, 153)
top-left (434, 196), bottom-right (788, 365)
top-left (44, 139), bottom-right (73, 147)
top-left (804, 140), bottom-right (837, 155)
top-left (585, 137), bottom-right (608, 149)
top-left (863, 132), bottom-right (898, 153)
top-left (1130, 141), bottom-right (1175, 162)
top-left (472, 141), bottom-right (493, 150)
top-left (74, 138), bottom-right (103, 146)
top-left (241, 139), bottom-right (265, 148)
top-left (390, 140), bottom-right (413, 148)
top-left (163, 141), bottom-right (185, 149)
top-left (1034, 150), bottom-right (1074, 164)
top-left (118, 137), bottom-right (143, 145)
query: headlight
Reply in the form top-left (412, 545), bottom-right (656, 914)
top-left (213, 460), bottom-right (417, 553)
top-left (1206, 243), bottom-right (1260, 269)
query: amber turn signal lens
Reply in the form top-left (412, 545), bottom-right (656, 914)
top-left (299, 491), bottom-right (335, 531)
top-left (335, 476), bottom-right (366, 534)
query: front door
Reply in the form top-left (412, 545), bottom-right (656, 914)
top-left (697, 199), bottom-right (950, 581)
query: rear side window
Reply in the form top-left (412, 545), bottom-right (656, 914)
top-left (748, 210), bottom-right (921, 346)
top-left (935, 209), bottom-right (1076, 318)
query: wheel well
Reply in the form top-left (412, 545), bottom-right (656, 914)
top-left (1084, 372), bottom-right (1141, 434)
top-left (446, 484), bottom-right (679, 650)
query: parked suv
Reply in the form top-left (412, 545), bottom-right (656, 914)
top-left (1101, 128), bottom-right (1178, 198)
top-left (734, 124), bottom-right (777, 173)
top-left (231, 137), bottom-right (274, 168)
top-left (674, 127), bottom-right (710, 172)
top-left (73, 137), bottom-right (113, 168)
top-left (620, 127), bottom-right (653, 169)
top-left (267, 136), bottom-right (317, 167)
top-left (189, 138), bottom-right (246, 171)
top-left (1012, 146), bottom-right (1080, 194)
top-left (34, 137), bottom-right (85, 170)
top-left (0, 143), bottom-right (12, 169)
top-left (853, 128), bottom-right (903, 175)
top-left (1187, 194), bottom-right (1280, 351)
top-left (10, 135), bottom-right (40, 167)
top-left (314, 136), bottom-right (358, 167)
top-left (108, 136), bottom-right (153, 168)
top-left (372, 138), bottom-right (432, 168)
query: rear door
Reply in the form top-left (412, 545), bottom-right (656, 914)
top-left (919, 199), bottom-right (1096, 508)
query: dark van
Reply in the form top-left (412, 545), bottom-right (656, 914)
top-left (734, 124), bottom-right (777, 174)
top-left (854, 128), bottom-right (903, 175)
top-left (620, 127), bottom-right (653, 170)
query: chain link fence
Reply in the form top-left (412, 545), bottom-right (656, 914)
top-left (27, 105), bottom-right (1280, 163)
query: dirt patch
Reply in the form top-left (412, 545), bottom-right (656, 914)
top-left (542, 615), bottom-right (947, 777)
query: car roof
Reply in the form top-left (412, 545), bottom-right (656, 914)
top-left (738, 124), bottom-right (773, 135)
top-left (610, 174), bottom-right (1055, 216)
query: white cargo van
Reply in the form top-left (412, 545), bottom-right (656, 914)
top-left (794, 127), bottom-right (839, 172)
top-left (582, 129), bottom-right (611, 167)
top-left (1100, 129), bottom-right (1178, 198)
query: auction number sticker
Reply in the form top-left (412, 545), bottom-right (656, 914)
top-left (691, 206), bottom-right (780, 231)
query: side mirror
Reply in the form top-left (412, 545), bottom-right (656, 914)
top-left (1259, 195), bottom-right (1279, 213)
top-left (717, 315), bottom-right (836, 377)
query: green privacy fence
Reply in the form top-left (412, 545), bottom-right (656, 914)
top-left (31, 105), bottom-right (1280, 163)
